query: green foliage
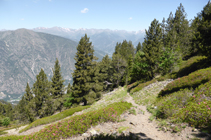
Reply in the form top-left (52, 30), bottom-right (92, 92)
top-left (158, 48), bottom-right (175, 75)
top-left (127, 81), bottom-right (141, 92)
top-left (2, 117), bottom-right (10, 127)
top-left (129, 79), bottom-right (156, 94)
top-left (196, 2), bottom-right (211, 58)
top-left (33, 68), bottom-right (51, 117)
top-left (130, 51), bottom-right (149, 82)
top-left (159, 67), bottom-right (211, 97)
top-left (98, 55), bottom-right (113, 91)
top-left (128, 109), bottom-right (136, 115)
top-left (5, 102), bottom-right (132, 140)
top-left (72, 34), bottom-right (98, 105)
top-left (19, 105), bottom-right (90, 133)
top-left (142, 19), bottom-right (163, 79)
top-left (136, 42), bottom-right (142, 53)
top-left (176, 56), bottom-right (209, 78)
top-left (51, 58), bottom-right (65, 98)
top-left (156, 89), bottom-right (193, 119)
top-left (63, 83), bottom-right (74, 108)
top-left (111, 54), bottom-right (127, 87)
top-left (156, 77), bottom-right (211, 128)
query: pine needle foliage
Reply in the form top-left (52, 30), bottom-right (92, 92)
top-left (71, 34), bottom-right (98, 106)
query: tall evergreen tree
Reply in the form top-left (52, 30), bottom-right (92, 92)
top-left (131, 51), bottom-right (149, 82)
top-left (142, 19), bottom-right (163, 79)
top-left (24, 83), bottom-right (33, 102)
top-left (111, 53), bottom-right (127, 87)
top-left (197, 1), bottom-right (211, 58)
top-left (64, 83), bottom-right (74, 108)
top-left (136, 42), bottom-right (142, 53)
top-left (174, 3), bottom-right (191, 58)
top-left (51, 58), bottom-right (65, 98)
top-left (98, 55), bottom-right (112, 91)
top-left (72, 34), bottom-right (98, 105)
top-left (33, 69), bottom-right (51, 117)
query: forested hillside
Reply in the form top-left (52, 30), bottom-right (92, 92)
top-left (1, 2), bottom-right (211, 139)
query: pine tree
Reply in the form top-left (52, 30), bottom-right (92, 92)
top-left (131, 51), bottom-right (149, 82)
top-left (111, 53), bottom-right (127, 87)
top-left (64, 83), bottom-right (74, 108)
top-left (51, 58), bottom-right (65, 98)
top-left (98, 55), bottom-right (112, 91)
top-left (33, 69), bottom-right (51, 117)
top-left (136, 42), bottom-right (142, 53)
top-left (142, 19), bottom-right (163, 79)
top-left (173, 3), bottom-right (191, 58)
top-left (72, 34), bottom-right (98, 105)
top-left (197, 1), bottom-right (211, 58)
top-left (16, 83), bottom-right (34, 122)
top-left (24, 83), bottom-right (33, 102)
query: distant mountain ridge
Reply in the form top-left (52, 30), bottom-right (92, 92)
top-left (0, 28), bottom-right (105, 102)
top-left (33, 27), bottom-right (145, 55)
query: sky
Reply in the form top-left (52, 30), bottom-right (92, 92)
top-left (0, 0), bottom-right (209, 31)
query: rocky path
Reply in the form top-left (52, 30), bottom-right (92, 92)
top-left (70, 92), bottom-right (199, 140)
top-left (2, 80), bottom-right (209, 140)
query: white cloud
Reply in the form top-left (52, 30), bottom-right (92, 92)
top-left (49, 0), bottom-right (52, 1)
top-left (81, 8), bottom-right (89, 13)
top-left (20, 18), bottom-right (24, 20)
top-left (129, 17), bottom-right (132, 20)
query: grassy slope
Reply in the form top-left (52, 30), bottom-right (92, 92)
top-left (128, 55), bottom-right (211, 130)
top-left (1, 87), bottom-right (132, 140)
top-left (19, 106), bottom-right (90, 133)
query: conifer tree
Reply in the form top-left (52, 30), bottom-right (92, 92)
top-left (72, 34), bottom-right (98, 105)
top-left (33, 69), bottom-right (51, 116)
top-left (64, 83), bottom-right (74, 107)
top-left (98, 55), bottom-right (112, 91)
top-left (111, 53), bottom-right (127, 87)
top-left (17, 83), bottom-right (34, 122)
top-left (24, 83), bottom-right (33, 102)
top-left (197, 1), bottom-right (211, 58)
top-left (142, 19), bottom-right (163, 79)
top-left (173, 3), bottom-right (191, 58)
top-left (131, 51), bottom-right (149, 82)
top-left (136, 42), bottom-right (142, 53)
top-left (51, 58), bottom-right (65, 98)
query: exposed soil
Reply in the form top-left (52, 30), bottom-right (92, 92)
top-left (2, 80), bottom-right (211, 140)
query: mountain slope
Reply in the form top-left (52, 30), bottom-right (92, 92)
top-left (0, 29), bottom-right (104, 101)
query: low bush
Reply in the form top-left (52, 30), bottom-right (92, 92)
top-left (156, 80), bottom-right (211, 128)
top-left (19, 105), bottom-right (90, 133)
top-left (2, 117), bottom-right (10, 127)
top-left (176, 56), bottom-right (209, 78)
top-left (127, 81), bottom-right (141, 92)
top-left (2, 101), bottom-right (132, 140)
top-left (156, 89), bottom-right (193, 119)
top-left (159, 67), bottom-right (211, 97)
top-left (130, 79), bottom-right (156, 94)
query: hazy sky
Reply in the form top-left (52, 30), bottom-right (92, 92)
top-left (0, 0), bottom-right (208, 31)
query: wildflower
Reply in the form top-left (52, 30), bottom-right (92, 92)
top-left (53, 133), bottom-right (56, 136)
top-left (208, 108), bottom-right (210, 110)
top-left (198, 103), bottom-right (201, 105)
top-left (193, 95), bottom-right (195, 98)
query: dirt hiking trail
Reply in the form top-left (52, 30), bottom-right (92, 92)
top-left (2, 80), bottom-right (211, 140)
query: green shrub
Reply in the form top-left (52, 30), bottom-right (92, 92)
top-left (127, 81), bottom-right (141, 92)
top-left (19, 105), bottom-right (90, 133)
top-left (159, 67), bottom-right (211, 97)
top-left (156, 89), bottom-right (193, 119)
top-left (156, 80), bottom-right (211, 128)
top-left (2, 117), bottom-right (10, 127)
top-left (2, 101), bottom-right (132, 140)
top-left (130, 79), bottom-right (156, 94)
top-left (176, 56), bottom-right (209, 78)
